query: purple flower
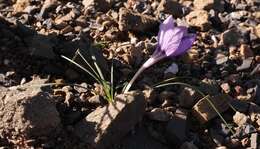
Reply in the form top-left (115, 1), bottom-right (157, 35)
top-left (123, 16), bottom-right (196, 93)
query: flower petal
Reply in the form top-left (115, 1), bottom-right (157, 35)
top-left (157, 16), bottom-right (175, 48)
top-left (164, 26), bottom-right (187, 56)
top-left (170, 33), bottom-right (196, 57)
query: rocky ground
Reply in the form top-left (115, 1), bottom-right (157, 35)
top-left (0, 0), bottom-right (260, 149)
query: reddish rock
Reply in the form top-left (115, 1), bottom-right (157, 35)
top-left (192, 94), bottom-right (231, 124)
top-left (186, 10), bottom-right (211, 31)
top-left (0, 77), bottom-right (61, 140)
top-left (118, 7), bottom-right (158, 32)
top-left (193, 0), bottom-right (224, 11)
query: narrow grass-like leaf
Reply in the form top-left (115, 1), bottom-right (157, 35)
top-left (61, 55), bottom-right (101, 84)
top-left (154, 82), bottom-right (205, 96)
top-left (77, 50), bottom-right (100, 80)
top-left (154, 76), bottom-right (194, 86)
top-left (91, 54), bottom-right (105, 80)
top-left (154, 82), bottom-right (235, 134)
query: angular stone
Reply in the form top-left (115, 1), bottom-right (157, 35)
top-left (236, 57), bottom-right (254, 71)
top-left (186, 10), bottom-right (211, 31)
top-left (147, 108), bottom-right (172, 122)
top-left (143, 88), bottom-right (157, 104)
top-left (192, 94), bottom-right (231, 124)
top-left (199, 79), bottom-right (219, 95)
top-left (156, 0), bottom-right (184, 18)
top-left (166, 109), bottom-right (188, 145)
top-left (233, 112), bottom-right (248, 127)
top-left (239, 44), bottom-right (254, 59)
top-left (88, 95), bottom-right (106, 105)
top-left (221, 29), bottom-right (241, 46)
top-left (193, 0), bottom-right (214, 10)
top-left (179, 87), bottom-right (202, 108)
top-left (82, 0), bottom-right (113, 12)
top-left (193, 0), bottom-right (224, 11)
top-left (38, 0), bottom-right (58, 19)
top-left (74, 91), bottom-right (145, 149)
top-left (216, 56), bottom-right (228, 65)
top-left (13, 0), bottom-right (30, 14)
top-left (118, 7), bottom-right (159, 32)
top-left (0, 77), bottom-right (60, 139)
top-left (164, 63), bottom-right (178, 75)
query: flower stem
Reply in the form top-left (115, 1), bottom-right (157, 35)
top-left (123, 66), bottom-right (146, 93)
top-left (123, 56), bottom-right (164, 93)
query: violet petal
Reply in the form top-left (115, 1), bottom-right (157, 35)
top-left (171, 33), bottom-right (196, 57)
top-left (164, 26), bottom-right (187, 56)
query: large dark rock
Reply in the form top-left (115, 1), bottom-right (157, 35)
top-left (74, 91), bottom-right (146, 149)
top-left (166, 109), bottom-right (189, 146)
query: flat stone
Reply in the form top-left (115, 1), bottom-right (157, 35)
top-left (83, 0), bottom-right (114, 12)
top-left (239, 44), bottom-right (254, 59)
top-left (199, 79), bottom-right (219, 95)
top-left (186, 10), bottom-right (211, 31)
top-left (192, 94), bottom-right (231, 124)
top-left (229, 11), bottom-right (249, 20)
top-left (193, 0), bottom-right (224, 11)
top-left (13, 0), bottom-right (30, 14)
top-left (164, 63), bottom-right (179, 75)
top-left (74, 91), bottom-right (145, 149)
top-left (221, 28), bottom-right (241, 46)
top-left (236, 57), bottom-right (254, 71)
top-left (38, 0), bottom-right (58, 19)
top-left (156, 0), bottom-right (184, 18)
top-left (166, 109), bottom-right (188, 145)
top-left (118, 7), bottom-right (158, 32)
top-left (147, 108), bottom-right (172, 122)
top-left (74, 82), bottom-right (88, 93)
top-left (88, 95), bottom-right (106, 105)
top-left (216, 56), bottom-right (229, 65)
top-left (179, 87), bottom-right (202, 108)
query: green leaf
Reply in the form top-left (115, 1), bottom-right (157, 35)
top-left (61, 55), bottom-right (102, 84)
